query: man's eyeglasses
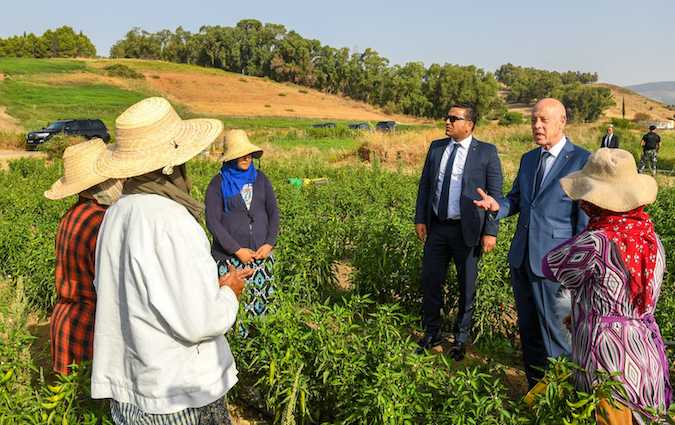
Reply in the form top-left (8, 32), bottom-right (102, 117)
top-left (445, 115), bottom-right (467, 123)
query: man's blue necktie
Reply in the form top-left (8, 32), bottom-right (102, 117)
top-left (533, 151), bottom-right (551, 198)
top-left (437, 143), bottom-right (459, 220)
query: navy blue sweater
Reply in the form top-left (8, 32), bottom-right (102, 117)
top-left (205, 171), bottom-right (280, 261)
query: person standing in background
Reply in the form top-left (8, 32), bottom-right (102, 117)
top-left (638, 125), bottom-right (660, 175)
top-left (600, 124), bottom-right (619, 148)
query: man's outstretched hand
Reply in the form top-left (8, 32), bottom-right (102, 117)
top-left (473, 188), bottom-right (500, 212)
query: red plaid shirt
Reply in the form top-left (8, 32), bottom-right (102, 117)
top-left (51, 199), bottom-right (106, 375)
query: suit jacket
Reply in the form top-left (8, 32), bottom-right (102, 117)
top-left (415, 136), bottom-right (503, 247)
top-left (600, 133), bottom-right (619, 148)
top-left (497, 138), bottom-right (590, 276)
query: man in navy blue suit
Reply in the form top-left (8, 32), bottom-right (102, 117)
top-left (414, 103), bottom-right (503, 359)
top-left (474, 98), bottom-right (590, 387)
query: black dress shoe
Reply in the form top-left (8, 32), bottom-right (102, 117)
top-left (415, 331), bottom-right (443, 354)
top-left (448, 341), bottom-right (466, 361)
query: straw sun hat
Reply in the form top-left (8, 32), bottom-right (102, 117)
top-left (221, 129), bottom-right (263, 162)
top-left (95, 97), bottom-right (224, 178)
top-left (560, 148), bottom-right (657, 212)
top-left (44, 139), bottom-right (110, 200)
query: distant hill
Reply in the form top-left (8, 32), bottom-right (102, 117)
top-left (505, 83), bottom-right (675, 122)
top-left (626, 81), bottom-right (675, 107)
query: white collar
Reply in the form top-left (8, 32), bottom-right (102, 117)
top-left (451, 134), bottom-right (473, 149)
top-left (541, 136), bottom-right (566, 158)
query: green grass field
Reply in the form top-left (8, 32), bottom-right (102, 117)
top-left (0, 79), bottom-right (147, 131)
top-left (0, 58), bottom-right (86, 75)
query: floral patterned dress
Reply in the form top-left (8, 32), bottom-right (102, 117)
top-left (543, 230), bottom-right (671, 423)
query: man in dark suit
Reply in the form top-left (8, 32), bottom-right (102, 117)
top-left (600, 124), bottom-right (619, 148)
top-left (414, 103), bottom-right (503, 360)
top-left (474, 98), bottom-right (590, 387)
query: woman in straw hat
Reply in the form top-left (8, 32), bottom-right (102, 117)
top-left (205, 129), bottom-right (279, 336)
top-left (90, 97), bottom-right (250, 424)
top-left (542, 148), bottom-right (671, 424)
top-left (44, 138), bottom-right (124, 375)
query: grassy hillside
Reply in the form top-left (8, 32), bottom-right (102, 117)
top-left (0, 57), bottom-right (418, 136)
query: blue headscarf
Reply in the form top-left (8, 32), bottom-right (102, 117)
top-left (220, 160), bottom-right (257, 213)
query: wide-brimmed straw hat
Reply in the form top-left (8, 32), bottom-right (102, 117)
top-left (560, 148), bottom-right (657, 212)
top-left (95, 97), bottom-right (223, 178)
top-left (221, 129), bottom-right (263, 162)
top-left (44, 139), bottom-right (110, 200)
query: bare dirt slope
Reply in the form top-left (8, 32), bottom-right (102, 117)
top-left (82, 59), bottom-right (419, 123)
top-left (598, 83), bottom-right (674, 121)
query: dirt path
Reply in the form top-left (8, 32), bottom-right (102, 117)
top-left (0, 149), bottom-right (46, 170)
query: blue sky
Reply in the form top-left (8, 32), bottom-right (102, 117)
top-left (2, 0), bottom-right (673, 86)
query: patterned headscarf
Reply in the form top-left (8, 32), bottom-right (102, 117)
top-left (583, 202), bottom-right (658, 314)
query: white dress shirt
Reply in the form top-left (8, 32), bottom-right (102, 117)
top-left (91, 194), bottom-right (239, 414)
top-left (539, 136), bottom-right (567, 182)
top-left (433, 135), bottom-right (473, 219)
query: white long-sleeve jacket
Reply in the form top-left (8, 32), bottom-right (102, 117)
top-left (91, 193), bottom-right (239, 414)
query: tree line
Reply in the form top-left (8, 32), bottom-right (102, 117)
top-left (110, 20), bottom-right (505, 120)
top-left (495, 63), bottom-right (613, 122)
top-left (0, 22), bottom-right (614, 122)
top-left (0, 26), bottom-right (96, 58)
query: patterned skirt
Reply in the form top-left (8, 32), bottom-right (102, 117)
top-left (217, 255), bottom-right (276, 333)
top-left (110, 396), bottom-right (232, 425)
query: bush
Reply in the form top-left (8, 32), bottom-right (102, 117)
top-left (0, 279), bottom-right (110, 424)
top-left (609, 118), bottom-right (637, 130)
top-left (633, 112), bottom-right (652, 123)
top-left (104, 63), bottom-right (145, 79)
top-left (499, 111), bottom-right (525, 126)
top-left (304, 126), bottom-right (356, 139)
top-left (552, 84), bottom-right (615, 123)
top-left (37, 134), bottom-right (85, 159)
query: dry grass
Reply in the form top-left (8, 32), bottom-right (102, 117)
top-left (81, 59), bottom-right (422, 123)
top-left (144, 71), bottom-right (418, 122)
top-left (0, 107), bottom-right (22, 133)
top-left (0, 131), bottom-right (24, 150)
top-left (355, 123), bottom-right (615, 177)
top-left (357, 128), bottom-right (441, 171)
top-left (30, 72), bottom-right (147, 93)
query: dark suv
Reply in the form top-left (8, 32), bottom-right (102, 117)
top-left (26, 119), bottom-right (111, 150)
top-left (375, 121), bottom-right (396, 132)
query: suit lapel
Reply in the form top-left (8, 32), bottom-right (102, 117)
top-left (536, 138), bottom-right (574, 198)
top-left (461, 138), bottom-right (478, 192)
top-left (431, 139), bottom-right (451, 182)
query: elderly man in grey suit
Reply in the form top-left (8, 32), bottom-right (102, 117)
top-left (475, 98), bottom-right (590, 387)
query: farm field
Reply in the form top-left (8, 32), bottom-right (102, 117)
top-left (0, 58), bottom-right (673, 424)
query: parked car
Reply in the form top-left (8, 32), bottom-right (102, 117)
top-left (375, 121), bottom-right (396, 132)
top-left (26, 119), bottom-right (111, 150)
top-left (348, 122), bottom-right (371, 130)
top-left (311, 122), bottom-right (336, 129)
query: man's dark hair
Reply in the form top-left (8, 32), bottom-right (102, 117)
top-left (451, 103), bottom-right (478, 129)
top-left (649, 124), bottom-right (657, 131)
